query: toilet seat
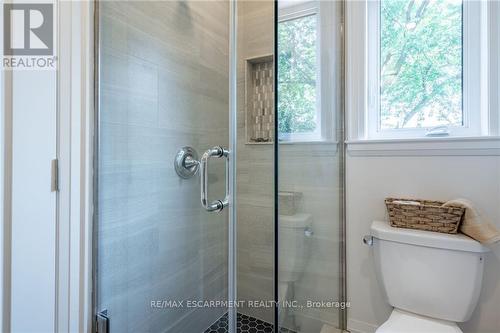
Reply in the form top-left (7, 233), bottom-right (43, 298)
top-left (376, 309), bottom-right (463, 333)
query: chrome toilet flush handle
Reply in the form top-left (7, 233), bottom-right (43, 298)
top-left (363, 235), bottom-right (373, 246)
top-left (200, 146), bottom-right (230, 213)
top-left (304, 227), bottom-right (314, 237)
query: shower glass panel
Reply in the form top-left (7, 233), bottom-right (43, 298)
top-left (277, 0), bottom-right (345, 332)
top-left (236, 0), bottom-right (276, 327)
top-left (95, 1), bottom-right (236, 332)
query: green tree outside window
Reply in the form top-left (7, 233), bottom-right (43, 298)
top-left (380, 0), bottom-right (463, 129)
top-left (278, 15), bottom-right (318, 135)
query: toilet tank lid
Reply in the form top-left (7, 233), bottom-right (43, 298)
top-left (371, 221), bottom-right (489, 253)
top-left (279, 213), bottom-right (312, 228)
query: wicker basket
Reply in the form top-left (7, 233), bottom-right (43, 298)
top-left (385, 198), bottom-right (466, 234)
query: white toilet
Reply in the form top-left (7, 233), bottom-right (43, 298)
top-left (370, 220), bottom-right (489, 333)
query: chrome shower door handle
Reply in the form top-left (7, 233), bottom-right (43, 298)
top-left (200, 146), bottom-right (230, 212)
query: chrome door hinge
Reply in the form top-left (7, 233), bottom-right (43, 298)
top-left (51, 159), bottom-right (59, 192)
top-left (96, 310), bottom-right (109, 333)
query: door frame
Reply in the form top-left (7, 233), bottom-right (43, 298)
top-left (56, 1), bottom-right (95, 332)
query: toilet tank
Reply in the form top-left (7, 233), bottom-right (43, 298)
top-left (370, 221), bottom-right (489, 322)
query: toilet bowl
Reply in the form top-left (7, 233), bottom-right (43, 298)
top-left (369, 221), bottom-right (489, 333)
top-left (278, 213), bottom-right (313, 282)
top-left (319, 323), bottom-right (339, 333)
top-left (277, 213), bottom-right (312, 330)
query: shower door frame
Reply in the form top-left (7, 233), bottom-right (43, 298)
top-left (91, 1), bottom-right (239, 332)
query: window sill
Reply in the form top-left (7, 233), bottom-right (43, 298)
top-left (278, 140), bottom-right (336, 145)
top-left (346, 136), bottom-right (500, 156)
top-left (279, 140), bottom-right (339, 156)
top-left (244, 140), bottom-right (336, 145)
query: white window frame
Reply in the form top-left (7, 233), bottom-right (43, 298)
top-left (489, 0), bottom-right (500, 136)
top-left (278, 1), bottom-right (336, 143)
top-left (347, 0), bottom-right (499, 141)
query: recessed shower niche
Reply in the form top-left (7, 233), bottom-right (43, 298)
top-left (245, 55), bottom-right (274, 144)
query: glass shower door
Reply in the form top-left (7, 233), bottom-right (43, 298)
top-left (277, 0), bottom-right (345, 331)
top-left (95, 1), bottom-right (235, 332)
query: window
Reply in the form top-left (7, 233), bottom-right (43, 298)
top-left (379, 0), bottom-right (463, 130)
top-left (347, 0), bottom-right (499, 140)
top-left (278, 13), bottom-right (320, 141)
top-left (278, 2), bottom-right (321, 142)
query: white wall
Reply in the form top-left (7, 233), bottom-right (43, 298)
top-left (10, 70), bottom-right (58, 333)
top-left (346, 152), bottom-right (500, 333)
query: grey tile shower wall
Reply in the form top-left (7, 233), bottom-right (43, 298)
top-left (98, 2), bottom-right (229, 332)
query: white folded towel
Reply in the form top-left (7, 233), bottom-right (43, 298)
top-left (443, 198), bottom-right (500, 244)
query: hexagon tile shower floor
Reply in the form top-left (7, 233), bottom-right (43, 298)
top-left (204, 313), bottom-right (296, 333)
